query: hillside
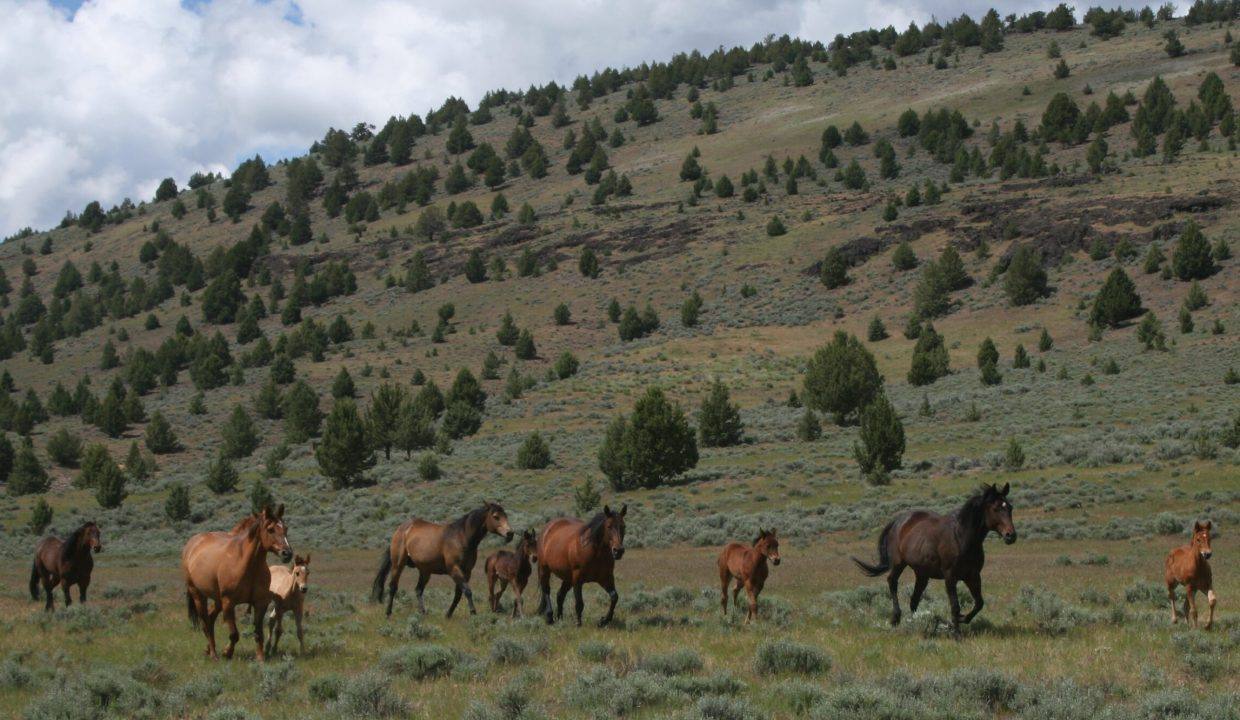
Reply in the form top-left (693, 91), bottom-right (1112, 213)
top-left (0, 7), bottom-right (1239, 719)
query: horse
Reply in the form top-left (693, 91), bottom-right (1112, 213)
top-left (30, 521), bottom-right (103, 611)
top-left (182, 505), bottom-right (293, 660)
top-left (371, 502), bottom-right (514, 618)
top-left (537, 504), bottom-right (627, 627)
top-left (718, 528), bottom-right (781, 622)
top-left (266, 554), bottom-right (310, 655)
top-left (485, 529), bottom-right (538, 617)
top-left (853, 483), bottom-right (1016, 634)
top-left (1166, 520), bottom-right (1216, 629)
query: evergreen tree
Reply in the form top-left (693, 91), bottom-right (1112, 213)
top-left (8, 440), bottom-right (50, 495)
top-left (907, 324), bottom-right (950, 386)
top-left (803, 331), bottom-right (883, 425)
top-left (698, 378), bottom-right (744, 447)
top-left (1039, 328), bottom-right (1054, 352)
top-left (853, 393), bottom-right (905, 484)
top-left (1004, 244), bottom-right (1049, 306)
top-left (579, 247), bottom-right (600, 278)
top-left (30, 497), bottom-right (53, 534)
top-left (820, 247), bottom-right (849, 289)
top-left (868, 316), bottom-right (888, 341)
top-left (93, 451), bottom-right (127, 509)
top-left (1172, 221), bottom-right (1215, 280)
top-left (516, 431), bottom-right (552, 469)
top-left (1137, 311), bottom-right (1167, 350)
top-left (0, 434), bottom-right (13, 485)
top-left (515, 329), bottom-right (537, 360)
top-left (891, 241), bottom-right (918, 270)
top-left (46, 427), bottom-right (83, 467)
top-left (366, 383), bottom-right (407, 460)
top-left (145, 410), bottom-right (181, 453)
top-left (282, 381), bottom-right (323, 442)
top-left (1090, 268), bottom-right (1143, 327)
top-left (331, 367), bottom-right (356, 399)
top-left (221, 404), bottom-right (260, 459)
top-left (496, 312), bottom-right (519, 346)
top-left (204, 454), bottom-right (239, 494)
top-left (464, 249), bottom-right (487, 283)
top-left (441, 400), bottom-right (482, 439)
top-left (598, 387), bottom-right (698, 490)
top-left (316, 398), bottom-right (375, 489)
top-left (394, 401), bottom-right (435, 459)
top-left (796, 408), bottom-right (822, 441)
top-left (554, 351), bottom-right (580, 379)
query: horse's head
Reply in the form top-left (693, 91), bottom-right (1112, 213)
top-left (602, 504), bottom-right (627, 560)
top-left (982, 483), bottom-right (1017, 544)
top-left (83, 522), bottom-right (103, 553)
top-left (519, 529), bottom-right (538, 564)
top-left (484, 502), bottom-right (514, 542)
top-left (1192, 520), bottom-right (1213, 560)
top-left (259, 504), bottom-right (293, 562)
top-left (292, 554), bottom-right (311, 595)
top-left (755, 528), bottom-right (781, 566)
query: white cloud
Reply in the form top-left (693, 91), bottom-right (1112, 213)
top-left (0, 0), bottom-right (1046, 237)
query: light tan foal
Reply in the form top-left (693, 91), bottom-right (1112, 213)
top-left (266, 554), bottom-right (310, 655)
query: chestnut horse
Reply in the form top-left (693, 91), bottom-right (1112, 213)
top-left (266, 554), bottom-right (310, 655)
top-left (30, 521), bottom-right (103, 611)
top-left (485, 529), bottom-right (538, 617)
top-left (853, 483), bottom-right (1016, 633)
top-left (371, 502), bottom-right (514, 618)
top-left (718, 528), bottom-right (781, 622)
top-left (537, 504), bottom-right (627, 626)
top-left (182, 505), bottom-right (293, 660)
top-left (1166, 520), bottom-right (1216, 629)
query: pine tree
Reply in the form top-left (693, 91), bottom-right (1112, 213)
top-left (1004, 244), bottom-right (1049, 306)
top-left (698, 378), bottom-right (744, 447)
top-left (282, 381), bottom-right (323, 442)
top-left (516, 431), bottom-right (552, 469)
top-left (796, 408), bottom-right (822, 441)
top-left (204, 454), bottom-right (239, 494)
top-left (1172, 221), bottom-right (1215, 280)
top-left (803, 331), bottom-right (883, 425)
top-left (316, 398), bottom-right (375, 489)
top-left (891, 241), bottom-right (918, 271)
top-left (853, 393), bottom-right (905, 484)
top-left (579, 248), bottom-right (600, 278)
top-left (1090, 268), bottom-right (1143, 327)
top-left (8, 440), bottom-right (50, 495)
top-left (464, 249), bottom-right (487, 283)
top-left (331, 367), bottom-right (356, 399)
top-left (394, 401), bottom-right (435, 459)
top-left (366, 383), bottom-right (407, 460)
top-left (907, 324), bottom-right (950, 386)
top-left (820, 248), bottom-right (849, 289)
top-left (30, 497), bottom-right (53, 534)
top-left (598, 387), bottom-right (697, 490)
top-left (46, 427), bottom-right (82, 467)
top-left (573, 477), bottom-right (601, 516)
top-left (867, 316), bottom-right (888, 341)
top-left (1038, 328), bottom-right (1054, 352)
top-left (94, 452), bottom-right (127, 509)
top-left (145, 410), bottom-right (181, 453)
top-left (221, 404), bottom-right (260, 459)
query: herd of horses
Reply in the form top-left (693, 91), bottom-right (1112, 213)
top-left (27, 483), bottom-right (1220, 661)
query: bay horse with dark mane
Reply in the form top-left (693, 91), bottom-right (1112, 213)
top-left (718, 528), bottom-right (781, 622)
top-left (1166, 520), bottom-right (1215, 629)
top-left (30, 521), bottom-right (103, 611)
top-left (371, 502), bottom-right (514, 617)
top-left (853, 483), bottom-right (1016, 633)
top-left (182, 505), bottom-right (293, 660)
top-left (485, 528), bottom-right (538, 617)
top-left (537, 504), bottom-right (627, 626)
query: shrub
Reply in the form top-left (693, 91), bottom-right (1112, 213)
top-left (145, 411), bottom-right (181, 453)
top-left (204, 454), bottom-right (239, 494)
top-left (1090, 268), bottom-right (1142, 327)
top-left (803, 331), bottom-right (882, 425)
top-left (29, 497), bottom-right (53, 534)
top-left (698, 378), bottom-right (744, 448)
top-left (1172, 221), bottom-right (1215, 280)
top-left (554, 351), bottom-right (580, 379)
top-left (516, 432), bottom-right (552, 469)
top-left (754, 640), bottom-right (830, 676)
top-left (639, 649), bottom-right (703, 676)
top-left (379, 644), bottom-right (456, 680)
top-left (796, 409), bottom-right (822, 441)
top-left (598, 387), bottom-right (698, 490)
top-left (853, 394), bottom-right (905, 484)
top-left (330, 671), bottom-right (409, 718)
top-left (165, 483), bottom-right (191, 521)
top-left (1004, 244), bottom-right (1049, 306)
top-left (417, 453), bottom-right (441, 481)
top-left (820, 248), bottom-right (848, 289)
top-left (46, 427), bottom-right (83, 467)
top-left (766, 217), bottom-right (787, 236)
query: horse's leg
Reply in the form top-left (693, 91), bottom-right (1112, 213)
top-left (487, 572), bottom-right (498, 612)
top-left (512, 582), bottom-right (523, 619)
top-left (1187, 587), bottom-right (1198, 628)
top-left (599, 575), bottom-right (619, 627)
top-left (732, 578), bottom-right (742, 611)
top-left (887, 564), bottom-right (905, 626)
top-left (62, 580), bottom-right (72, 608)
top-left (251, 602), bottom-right (267, 662)
top-left (572, 583), bottom-right (585, 627)
top-left (538, 564), bottom-right (553, 624)
top-left (745, 582), bottom-right (759, 623)
top-left (204, 598), bottom-right (222, 659)
top-left (1205, 588), bottom-right (1216, 630)
top-left (79, 577), bottom-right (89, 604)
top-left (447, 584), bottom-right (463, 618)
top-left (265, 607), bottom-right (278, 655)
top-left (294, 604), bottom-right (305, 653)
top-left (909, 573), bottom-right (929, 614)
top-left (1167, 581), bottom-right (1179, 624)
top-left (719, 568), bottom-right (731, 615)
top-left (221, 599), bottom-right (240, 659)
top-left (414, 571), bottom-right (430, 615)
top-left (555, 579), bottom-right (571, 620)
top-left (945, 579), bottom-right (963, 635)
top-left (42, 575), bottom-right (55, 611)
top-left (962, 574), bottom-right (984, 624)
top-left (385, 556), bottom-right (406, 617)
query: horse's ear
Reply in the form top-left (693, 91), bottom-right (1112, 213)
top-left (1204, 520), bottom-right (1212, 530)
top-left (769, 527), bottom-right (777, 537)
top-left (603, 505), bottom-right (612, 517)
top-left (305, 553), bottom-right (311, 564)
top-left (294, 554), bottom-right (304, 565)
top-left (1000, 483), bottom-right (1010, 497)
top-left (619, 503), bottom-right (627, 517)
top-left (275, 504), bottom-right (285, 519)
top-left (1194, 520), bottom-right (1204, 532)
top-left (260, 505), bottom-right (272, 518)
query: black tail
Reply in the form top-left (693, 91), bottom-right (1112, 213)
top-left (851, 520), bottom-right (894, 577)
top-left (370, 549), bottom-right (392, 603)
top-left (29, 561), bottom-right (40, 601)
top-left (186, 591), bottom-right (199, 628)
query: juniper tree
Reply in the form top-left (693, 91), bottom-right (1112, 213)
top-left (282, 381), bottom-right (323, 442)
top-left (331, 368), bottom-right (356, 399)
top-left (803, 331), bottom-right (883, 425)
top-left (515, 330), bottom-right (537, 360)
top-left (579, 247), bottom-right (600, 278)
top-left (317, 398), bottom-right (375, 489)
top-left (698, 379), bottom-right (744, 448)
top-left (907, 324), bottom-right (950, 386)
top-left (891, 241), bottom-right (918, 271)
top-left (868, 316), bottom-right (888, 341)
top-left (221, 404), bottom-right (260, 459)
top-left (205, 454), bottom-right (239, 494)
top-left (516, 431), bottom-right (552, 469)
top-left (598, 387), bottom-right (698, 490)
top-left (394, 401), bottom-right (435, 459)
top-left (1004, 244), bottom-right (1049, 306)
top-left (30, 497), bottom-right (53, 534)
top-left (8, 440), bottom-right (50, 495)
top-left (853, 393), bottom-right (905, 485)
top-left (1090, 268), bottom-right (1143, 327)
top-left (145, 410), bottom-right (180, 453)
top-left (1172, 221), bottom-right (1215, 280)
top-left (820, 248), bottom-right (849, 289)
top-left (554, 351), bottom-right (580, 379)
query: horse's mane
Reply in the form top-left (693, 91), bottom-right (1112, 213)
top-left (956, 486), bottom-right (997, 534)
top-left (231, 515), bottom-right (260, 536)
top-left (451, 504), bottom-right (490, 541)
top-left (59, 523), bottom-right (93, 563)
top-left (582, 512), bottom-right (608, 544)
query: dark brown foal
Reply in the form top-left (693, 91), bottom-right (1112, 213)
top-left (485, 529), bottom-right (538, 617)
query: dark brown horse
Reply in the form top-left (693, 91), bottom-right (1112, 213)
top-left (182, 505), bottom-right (293, 660)
top-left (1166, 520), bottom-right (1216, 629)
top-left (485, 529), bottom-right (538, 617)
top-left (30, 522), bottom-right (103, 611)
top-left (853, 483), bottom-right (1016, 633)
top-left (371, 502), bottom-right (514, 617)
top-left (718, 528), bottom-right (781, 622)
top-left (537, 504), bottom-right (627, 626)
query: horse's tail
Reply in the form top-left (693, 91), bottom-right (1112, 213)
top-left (29, 561), bottom-right (40, 601)
top-left (186, 591), bottom-right (199, 628)
top-left (852, 519), bottom-right (895, 577)
top-left (371, 549), bottom-right (392, 603)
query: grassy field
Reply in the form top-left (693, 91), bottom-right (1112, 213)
top-left (0, 11), bottom-right (1239, 720)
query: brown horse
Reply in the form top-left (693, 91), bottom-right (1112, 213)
top-left (371, 502), bottom-right (514, 618)
top-left (182, 505), bottom-right (293, 660)
top-left (266, 554), bottom-right (310, 655)
top-left (853, 483), bottom-right (1016, 633)
top-left (485, 529), bottom-right (538, 617)
top-left (537, 504), bottom-right (627, 626)
top-left (1166, 520), bottom-right (1216, 629)
top-left (30, 522), bottom-right (103, 611)
top-left (718, 528), bottom-right (781, 622)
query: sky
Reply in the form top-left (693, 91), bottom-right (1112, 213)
top-left (0, 0), bottom-right (1051, 238)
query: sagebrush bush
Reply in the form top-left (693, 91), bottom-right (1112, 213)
top-left (754, 640), bottom-right (830, 676)
top-left (330, 672), bottom-right (409, 719)
top-left (379, 644), bottom-right (456, 680)
top-left (638, 649), bottom-right (703, 676)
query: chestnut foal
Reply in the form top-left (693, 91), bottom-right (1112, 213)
top-left (1166, 520), bottom-right (1216, 629)
top-left (485, 529), bottom-right (538, 617)
top-left (718, 529), bottom-right (781, 622)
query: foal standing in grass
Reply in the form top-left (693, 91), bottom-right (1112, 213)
top-left (1166, 520), bottom-right (1216, 629)
top-left (718, 529), bottom-right (781, 622)
top-left (485, 529), bottom-right (538, 617)
top-left (266, 554), bottom-right (310, 655)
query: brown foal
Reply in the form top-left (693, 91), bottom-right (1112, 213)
top-left (485, 529), bottom-right (538, 617)
top-left (1165, 520), bottom-right (1216, 629)
top-left (718, 529), bottom-right (781, 622)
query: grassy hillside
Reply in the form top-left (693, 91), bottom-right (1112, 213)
top-left (0, 11), bottom-right (1238, 719)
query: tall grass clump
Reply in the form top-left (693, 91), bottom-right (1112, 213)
top-left (754, 640), bottom-right (831, 676)
top-left (330, 672), bottom-right (410, 718)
